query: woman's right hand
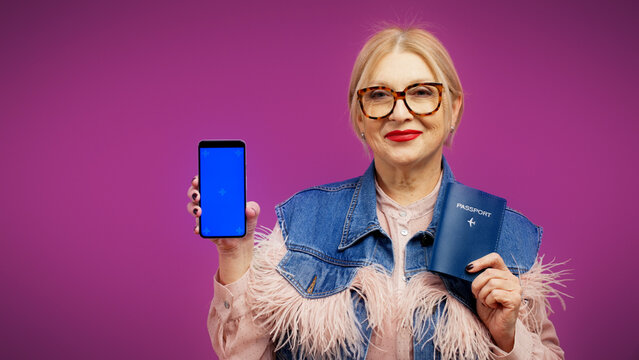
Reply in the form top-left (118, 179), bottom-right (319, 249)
top-left (187, 175), bottom-right (260, 284)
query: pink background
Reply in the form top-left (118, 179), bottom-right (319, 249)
top-left (1, 0), bottom-right (637, 359)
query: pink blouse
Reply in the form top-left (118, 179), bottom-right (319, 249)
top-left (207, 173), bottom-right (564, 359)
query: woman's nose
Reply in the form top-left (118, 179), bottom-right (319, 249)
top-left (388, 99), bottom-right (412, 122)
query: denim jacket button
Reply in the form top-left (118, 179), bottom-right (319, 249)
top-left (401, 229), bottom-right (408, 236)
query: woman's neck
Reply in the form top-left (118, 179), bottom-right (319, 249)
top-left (374, 154), bottom-right (442, 206)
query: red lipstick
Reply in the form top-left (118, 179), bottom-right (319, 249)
top-left (385, 129), bottom-right (423, 142)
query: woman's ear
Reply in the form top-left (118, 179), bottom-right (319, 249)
top-left (356, 116), bottom-right (366, 137)
top-left (452, 96), bottom-right (462, 129)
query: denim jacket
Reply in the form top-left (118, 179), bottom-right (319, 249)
top-left (271, 156), bottom-right (542, 359)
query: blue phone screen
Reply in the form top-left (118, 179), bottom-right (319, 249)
top-left (199, 146), bottom-right (245, 237)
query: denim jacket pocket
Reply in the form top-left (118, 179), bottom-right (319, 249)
top-left (277, 249), bottom-right (360, 299)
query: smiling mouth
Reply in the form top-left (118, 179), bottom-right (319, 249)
top-left (385, 130), bottom-right (423, 142)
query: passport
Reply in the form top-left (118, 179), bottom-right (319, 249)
top-left (429, 182), bottom-right (507, 282)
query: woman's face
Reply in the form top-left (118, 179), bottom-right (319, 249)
top-left (357, 51), bottom-right (457, 170)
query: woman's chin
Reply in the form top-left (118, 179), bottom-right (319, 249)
top-left (382, 154), bottom-right (424, 168)
top-left (376, 147), bottom-right (440, 169)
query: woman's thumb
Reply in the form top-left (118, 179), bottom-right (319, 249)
top-left (245, 201), bottom-right (261, 236)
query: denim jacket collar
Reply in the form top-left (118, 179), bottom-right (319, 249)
top-left (339, 155), bottom-right (455, 251)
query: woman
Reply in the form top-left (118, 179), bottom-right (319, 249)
top-left (187, 26), bottom-right (566, 360)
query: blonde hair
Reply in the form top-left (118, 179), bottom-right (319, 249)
top-left (348, 25), bottom-right (465, 146)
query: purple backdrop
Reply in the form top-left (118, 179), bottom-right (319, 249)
top-left (1, 0), bottom-right (637, 359)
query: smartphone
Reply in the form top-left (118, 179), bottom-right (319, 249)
top-left (198, 140), bottom-right (246, 238)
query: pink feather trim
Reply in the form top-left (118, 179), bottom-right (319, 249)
top-left (246, 227), bottom-right (570, 360)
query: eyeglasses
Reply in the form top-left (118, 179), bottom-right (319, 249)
top-left (357, 82), bottom-right (443, 119)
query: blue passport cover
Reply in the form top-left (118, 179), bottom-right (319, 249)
top-left (429, 182), bottom-right (507, 282)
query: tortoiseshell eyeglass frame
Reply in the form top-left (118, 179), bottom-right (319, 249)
top-left (356, 82), bottom-right (444, 119)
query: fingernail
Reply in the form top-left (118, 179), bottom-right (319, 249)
top-left (192, 193), bottom-right (197, 200)
top-left (465, 263), bottom-right (474, 271)
top-left (193, 208), bottom-right (198, 215)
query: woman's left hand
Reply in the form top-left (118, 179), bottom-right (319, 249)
top-left (466, 252), bottom-right (522, 353)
